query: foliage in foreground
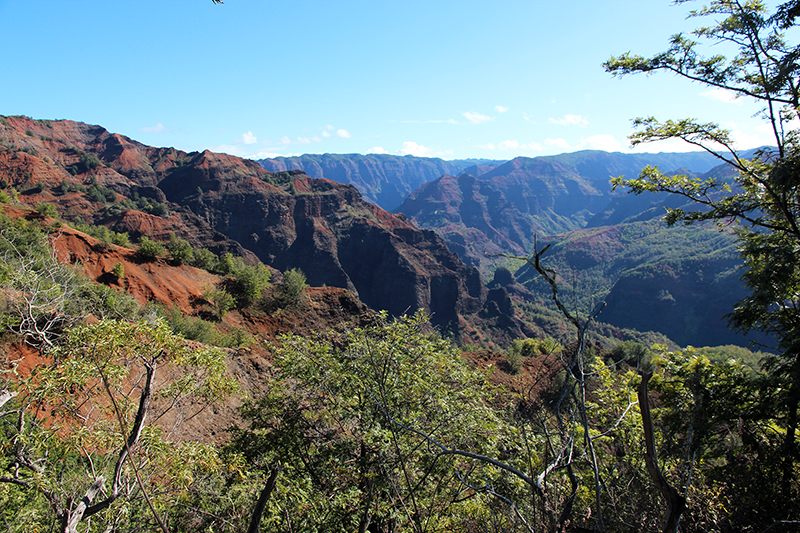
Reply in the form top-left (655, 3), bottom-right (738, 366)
top-left (0, 319), bottom-right (240, 533)
top-left (606, 0), bottom-right (800, 515)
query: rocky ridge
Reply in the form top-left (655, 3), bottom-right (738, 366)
top-left (0, 115), bottom-right (527, 344)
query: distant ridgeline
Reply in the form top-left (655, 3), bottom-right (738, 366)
top-left (262, 149), bottom-right (769, 349)
top-left (258, 153), bottom-right (502, 211)
top-left (0, 113), bottom-right (769, 349)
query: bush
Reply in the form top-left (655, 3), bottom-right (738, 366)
top-left (111, 262), bottom-right (125, 279)
top-left (190, 248), bottom-right (218, 272)
top-left (162, 305), bottom-right (251, 348)
top-left (506, 350), bottom-right (524, 374)
top-left (137, 236), bottom-right (165, 260)
top-left (265, 268), bottom-right (308, 310)
top-left (167, 234), bottom-right (194, 265)
top-left (204, 288), bottom-right (235, 320)
top-left (150, 202), bottom-right (168, 217)
top-left (34, 202), bottom-right (58, 218)
top-left (609, 340), bottom-right (651, 368)
top-left (71, 222), bottom-right (130, 248)
top-left (0, 188), bottom-right (19, 204)
top-left (279, 268), bottom-right (307, 302)
top-left (215, 252), bottom-right (235, 275)
top-left (229, 261), bottom-right (271, 307)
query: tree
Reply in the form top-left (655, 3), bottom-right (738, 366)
top-left (0, 318), bottom-right (238, 532)
top-left (232, 312), bottom-right (523, 532)
top-left (270, 267), bottom-right (307, 309)
top-left (167, 232), bottom-right (194, 265)
top-left (605, 0), bottom-right (800, 508)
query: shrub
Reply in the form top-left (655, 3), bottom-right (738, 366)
top-left (230, 261), bottom-right (272, 307)
top-left (34, 202), bottom-right (58, 218)
top-left (215, 252), bottom-right (235, 275)
top-left (0, 188), bottom-right (19, 204)
top-left (505, 350), bottom-right (524, 374)
top-left (190, 248), bottom-right (218, 272)
top-left (111, 231), bottom-right (130, 247)
top-left (204, 288), bottom-right (235, 320)
top-left (162, 305), bottom-right (251, 347)
top-left (111, 262), bottom-right (125, 279)
top-left (266, 268), bottom-right (308, 310)
top-left (150, 202), bottom-right (168, 217)
top-left (167, 234), bottom-right (194, 265)
top-left (137, 236), bottom-right (165, 260)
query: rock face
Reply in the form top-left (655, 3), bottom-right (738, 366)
top-left (258, 153), bottom-right (501, 211)
top-left (0, 115), bottom-right (513, 336)
top-left (393, 151), bottom-right (752, 275)
top-left (395, 157), bottom-right (608, 271)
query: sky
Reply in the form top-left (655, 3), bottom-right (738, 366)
top-left (0, 0), bottom-right (787, 161)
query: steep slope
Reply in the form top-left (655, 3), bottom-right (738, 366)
top-left (258, 153), bottom-right (501, 210)
top-left (395, 157), bottom-right (608, 271)
top-left (0, 115), bottom-right (524, 341)
top-left (512, 220), bottom-right (757, 347)
top-left (394, 150), bottom-right (759, 274)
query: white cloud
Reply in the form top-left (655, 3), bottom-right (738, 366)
top-left (140, 123), bottom-right (165, 134)
top-left (523, 113), bottom-right (536, 124)
top-left (336, 129), bottom-right (352, 138)
top-left (367, 146), bottom-right (388, 154)
top-left (480, 143), bottom-right (496, 150)
top-left (399, 141), bottom-right (432, 157)
top-left (251, 150), bottom-right (292, 159)
top-left (240, 131), bottom-right (258, 144)
top-left (321, 130), bottom-right (331, 137)
top-left (702, 89), bottom-right (742, 104)
top-left (297, 137), bottom-right (312, 144)
top-left (463, 111), bottom-right (492, 124)
top-left (498, 140), bottom-right (519, 150)
top-left (583, 134), bottom-right (622, 151)
top-left (280, 136), bottom-right (292, 144)
top-left (495, 105), bottom-right (509, 113)
top-left (549, 114), bottom-right (589, 127)
top-left (545, 137), bottom-right (572, 150)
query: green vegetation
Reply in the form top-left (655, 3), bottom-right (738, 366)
top-left (0, 211), bottom-right (139, 347)
top-left (0, 187), bottom-right (20, 204)
top-left (137, 235), bottom-right (166, 260)
top-left (606, 0), bottom-right (800, 526)
top-left (0, 319), bottom-right (239, 532)
top-left (231, 312), bottom-right (514, 531)
top-left (34, 201), bottom-right (58, 218)
top-left (267, 267), bottom-right (307, 309)
top-left (505, 336), bottom-right (563, 374)
top-left (59, 146), bottom-right (102, 175)
top-left (167, 232), bottom-right (194, 264)
top-left (70, 220), bottom-right (131, 247)
top-left (203, 287), bottom-right (236, 319)
top-left (227, 257), bottom-right (272, 307)
top-left (161, 304), bottom-right (250, 347)
top-left (111, 261), bottom-right (125, 279)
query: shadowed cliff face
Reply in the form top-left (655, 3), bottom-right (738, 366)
top-left (0, 116), bottom-right (516, 336)
top-left (395, 159), bottom-right (609, 272)
top-left (164, 166), bottom-right (489, 330)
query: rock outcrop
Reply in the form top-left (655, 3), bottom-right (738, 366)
top-left (0, 115), bottom-right (522, 339)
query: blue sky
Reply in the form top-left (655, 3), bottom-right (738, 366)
top-left (0, 0), bottom-right (783, 160)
